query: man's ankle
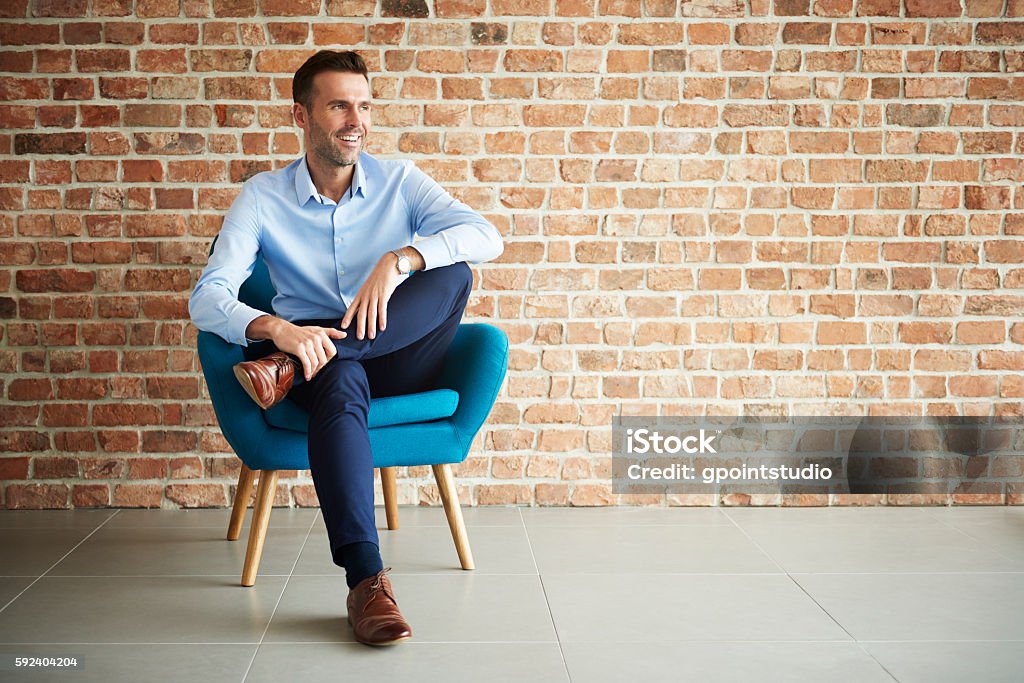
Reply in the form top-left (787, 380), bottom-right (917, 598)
top-left (337, 541), bottom-right (384, 589)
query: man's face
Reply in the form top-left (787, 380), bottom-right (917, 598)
top-left (295, 71), bottom-right (371, 168)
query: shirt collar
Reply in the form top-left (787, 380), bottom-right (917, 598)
top-left (294, 154), bottom-right (366, 206)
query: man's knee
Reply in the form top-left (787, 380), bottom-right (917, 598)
top-left (445, 261), bottom-right (472, 297)
top-left (313, 359), bottom-right (370, 403)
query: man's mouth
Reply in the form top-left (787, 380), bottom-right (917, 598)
top-left (338, 133), bottom-right (361, 147)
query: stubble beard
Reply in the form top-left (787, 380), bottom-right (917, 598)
top-left (309, 116), bottom-right (360, 168)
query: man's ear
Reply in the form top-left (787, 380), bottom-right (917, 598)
top-left (292, 102), bottom-right (307, 129)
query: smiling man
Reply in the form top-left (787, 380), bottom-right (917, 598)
top-left (188, 50), bottom-right (503, 646)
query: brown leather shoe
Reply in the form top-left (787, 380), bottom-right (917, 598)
top-left (232, 351), bottom-right (296, 409)
top-left (346, 567), bottom-right (412, 646)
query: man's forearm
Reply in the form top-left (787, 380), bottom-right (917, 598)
top-left (392, 246), bottom-right (426, 272)
top-left (245, 314), bottom-right (286, 343)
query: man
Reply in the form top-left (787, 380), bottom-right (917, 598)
top-left (188, 50), bottom-right (503, 646)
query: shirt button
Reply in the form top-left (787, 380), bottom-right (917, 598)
top-left (338, 269), bottom-right (345, 275)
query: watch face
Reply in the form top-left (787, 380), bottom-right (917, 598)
top-left (398, 257), bottom-right (410, 274)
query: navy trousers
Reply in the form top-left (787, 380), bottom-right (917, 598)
top-left (243, 261), bottom-right (473, 566)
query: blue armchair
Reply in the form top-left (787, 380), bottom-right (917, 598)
top-left (196, 242), bottom-right (508, 586)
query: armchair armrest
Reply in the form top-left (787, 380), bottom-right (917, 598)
top-left (435, 323), bottom-right (509, 456)
top-left (196, 330), bottom-right (275, 463)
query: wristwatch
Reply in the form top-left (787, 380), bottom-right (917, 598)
top-left (391, 248), bottom-right (411, 275)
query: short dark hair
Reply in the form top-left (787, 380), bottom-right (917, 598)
top-left (292, 50), bottom-right (369, 110)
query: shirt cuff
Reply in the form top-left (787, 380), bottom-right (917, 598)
top-left (231, 308), bottom-right (271, 348)
top-left (411, 234), bottom-right (454, 271)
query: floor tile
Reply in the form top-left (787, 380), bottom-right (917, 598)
top-left (925, 506), bottom-right (1024, 523)
top-left (1, 529), bottom-right (98, 577)
top-left (0, 576), bottom-right (286, 644)
top-left (738, 521), bottom-right (1018, 573)
top-left (375, 506), bottom-right (524, 527)
top-left (0, 644), bottom-right (255, 683)
top-left (104, 508), bottom-right (318, 529)
top-left (862, 641), bottom-right (1024, 683)
top-left (0, 510), bottom-right (116, 530)
top-left (925, 508), bottom-right (1024, 565)
top-left (527, 524), bottom-right (780, 574)
top-left (48, 526), bottom-right (310, 577)
top-left (2, 506), bottom-right (1023, 681)
top-left (724, 506), bottom-right (939, 527)
top-left (294, 525), bottom-right (537, 575)
top-left (521, 507), bottom-right (732, 527)
top-left (263, 574), bottom-right (556, 643)
top-left (0, 577), bottom-right (36, 609)
top-left (792, 573), bottom-right (1024, 641)
top-left (246, 643), bottom-right (568, 683)
top-left (561, 642), bottom-right (893, 683)
top-left (542, 573), bottom-right (851, 643)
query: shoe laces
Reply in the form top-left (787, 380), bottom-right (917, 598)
top-left (271, 354), bottom-right (296, 374)
top-left (368, 567), bottom-right (396, 603)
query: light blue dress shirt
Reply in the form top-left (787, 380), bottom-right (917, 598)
top-left (189, 153), bottom-right (504, 347)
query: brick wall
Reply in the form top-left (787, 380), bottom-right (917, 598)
top-left (2, 0), bottom-right (1023, 509)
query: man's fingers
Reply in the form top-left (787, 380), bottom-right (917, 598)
top-left (320, 329), bottom-right (337, 360)
top-left (340, 306), bottom-right (354, 330)
top-left (367, 294), bottom-right (378, 340)
top-left (302, 341), bottom-right (320, 379)
top-left (341, 297), bottom-right (362, 332)
top-left (378, 297), bottom-right (387, 331)
top-left (311, 337), bottom-right (328, 372)
top-left (357, 302), bottom-right (367, 340)
top-left (327, 328), bottom-right (347, 339)
top-left (296, 348), bottom-right (312, 381)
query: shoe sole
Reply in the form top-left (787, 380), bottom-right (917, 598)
top-left (233, 364), bottom-right (274, 410)
top-left (347, 614), bottom-right (412, 646)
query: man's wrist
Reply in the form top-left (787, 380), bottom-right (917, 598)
top-left (245, 314), bottom-right (285, 343)
top-left (386, 246), bottom-right (425, 273)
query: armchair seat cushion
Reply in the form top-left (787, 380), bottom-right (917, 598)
top-left (263, 388), bottom-right (460, 433)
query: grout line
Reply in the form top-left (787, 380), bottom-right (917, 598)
top-left (922, 509), bottom-right (1024, 565)
top-left (8, 570), bottom-right (1023, 578)
top-left (0, 509), bottom-right (123, 616)
top-left (12, 573), bottom-right (1019, 577)
top-left (239, 506), bottom-right (320, 683)
top-left (718, 507), bottom-right (902, 680)
top-left (6, 639), bottom-right (1024, 646)
top-left (520, 507), bottom-right (573, 683)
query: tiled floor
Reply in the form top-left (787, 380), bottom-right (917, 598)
top-left (2, 505), bottom-right (1023, 682)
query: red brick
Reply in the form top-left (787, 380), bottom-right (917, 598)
top-left (0, 23), bottom-right (59, 45)
top-left (72, 484), bottom-right (110, 507)
top-left (165, 483), bottom-right (226, 507)
top-left (113, 483), bottom-right (162, 507)
top-left (75, 49), bottom-right (130, 72)
top-left (5, 484), bottom-right (69, 509)
top-left (0, 457), bottom-right (30, 479)
top-left (906, 0), bottom-right (963, 16)
top-left (78, 104), bottom-right (118, 126)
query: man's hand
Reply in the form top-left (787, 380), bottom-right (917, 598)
top-left (271, 320), bottom-right (347, 382)
top-left (340, 252), bottom-right (404, 341)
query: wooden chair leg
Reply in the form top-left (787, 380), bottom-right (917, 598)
top-left (381, 466), bottom-right (399, 531)
top-left (241, 469), bottom-right (278, 587)
top-left (227, 463), bottom-right (255, 541)
top-left (432, 463), bottom-right (474, 570)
